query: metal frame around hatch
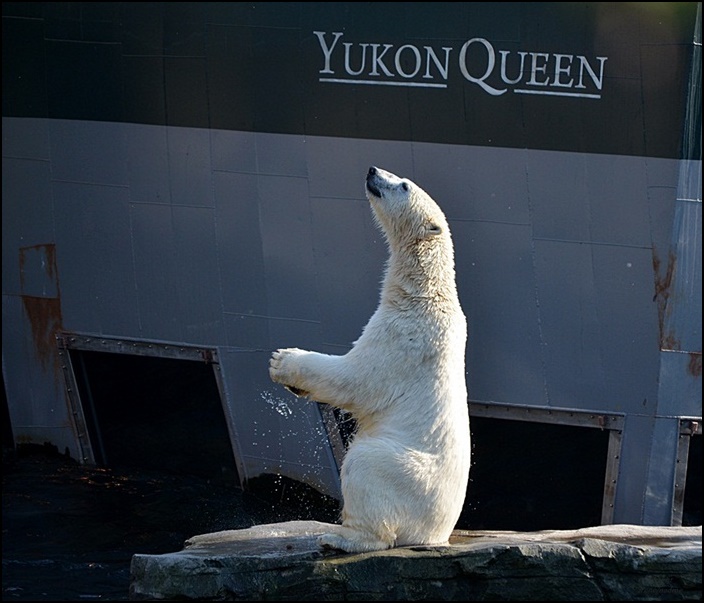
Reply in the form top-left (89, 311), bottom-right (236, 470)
top-left (55, 332), bottom-right (245, 487)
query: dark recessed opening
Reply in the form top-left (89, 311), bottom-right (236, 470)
top-left (458, 416), bottom-right (609, 531)
top-left (70, 350), bottom-right (238, 484)
top-left (1, 372), bottom-right (13, 451)
top-left (683, 433), bottom-right (702, 526)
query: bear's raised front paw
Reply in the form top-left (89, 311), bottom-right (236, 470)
top-left (269, 348), bottom-right (308, 396)
top-left (269, 348), bottom-right (299, 382)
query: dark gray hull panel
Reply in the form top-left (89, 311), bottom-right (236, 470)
top-left (2, 2), bottom-right (701, 525)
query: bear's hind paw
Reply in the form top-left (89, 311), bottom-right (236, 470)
top-left (317, 532), bottom-right (391, 553)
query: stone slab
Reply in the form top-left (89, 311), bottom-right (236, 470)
top-left (129, 521), bottom-right (702, 600)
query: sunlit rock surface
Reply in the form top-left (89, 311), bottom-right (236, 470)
top-left (129, 521), bottom-right (702, 601)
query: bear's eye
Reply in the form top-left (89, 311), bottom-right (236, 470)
top-left (401, 181), bottom-right (410, 192)
top-left (428, 223), bottom-right (442, 235)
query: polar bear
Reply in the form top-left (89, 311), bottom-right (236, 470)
top-left (269, 166), bottom-right (470, 553)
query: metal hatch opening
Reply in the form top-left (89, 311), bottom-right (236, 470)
top-left (459, 413), bottom-right (613, 532)
top-left (58, 335), bottom-right (239, 485)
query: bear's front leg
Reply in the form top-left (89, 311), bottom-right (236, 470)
top-left (269, 348), bottom-right (351, 405)
top-left (269, 348), bottom-right (312, 397)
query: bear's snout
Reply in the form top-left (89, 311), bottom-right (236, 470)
top-left (366, 167), bottom-right (382, 198)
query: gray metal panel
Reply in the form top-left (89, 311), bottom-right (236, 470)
top-left (217, 347), bottom-right (342, 499)
top-left (130, 203), bottom-right (226, 344)
top-left (645, 156), bottom-right (681, 189)
top-left (533, 236), bottom-right (660, 415)
top-left (526, 151), bottom-right (593, 242)
top-left (258, 175), bottom-right (319, 323)
top-left (52, 181), bottom-right (139, 336)
top-left (646, 166), bottom-right (680, 262)
top-left (413, 144), bottom-right (531, 226)
top-left (310, 196), bottom-right (385, 349)
top-left (213, 171), bottom-right (267, 317)
top-left (166, 127), bottom-right (215, 207)
top-left (255, 132), bottom-right (308, 177)
top-left (612, 414), bottom-right (654, 524)
top-left (305, 136), bottom-right (412, 200)
top-left (662, 198), bottom-right (702, 352)
top-left (672, 428), bottom-right (693, 526)
top-left (130, 203), bottom-right (183, 341)
top-left (17, 244), bottom-right (59, 298)
top-left (592, 244), bottom-right (662, 415)
top-left (210, 129), bottom-right (257, 173)
top-left (258, 174), bottom-right (324, 350)
top-left (678, 159), bottom-right (702, 203)
top-left (1, 116), bottom-right (50, 160)
top-left (614, 415), bottom-right (689, 526)
top-left (266, 317), bottom-right (323, 355)
top-left (524, 151), bottom-right (654, 246)
top-left (306, 137), bottom-right (373, 199)
top-left (49, 120), bottom-right (128, 186)
top-left (642, 417), bottom-right (681, 525)
top-left (170, 205), bottom-right (225, 344)
top-left (657, 351), bottom-right (703, 418)
top-left (2, 158), bottom-right (54, 295)
top-left (2, 125), bottom-right (80, 457)
top-left (223, 313), bottom-right (270, 351)
top-left (2, 294), bottom-right (35, 427)
top-left (213, 169), bottom-right (275, 350)
top-left (1, 293), bottom-right (79, 457)
top-left (602, 429), bottom-right (623, 524)
top-left (124, 123), bottom-right (170, 205)
top-left (583, 154), bottom-right (652, 247)
top-left (452, 221), bottom-right (546, 406)
top-left (654, 154), bottom-right (702, 419)
top-left (533, 239), bottom-right (609, 409)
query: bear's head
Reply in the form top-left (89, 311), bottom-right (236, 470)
top-left (365, 166), bottom-right (456, 295)
top-left (365, 166), bottom-right (452, 254)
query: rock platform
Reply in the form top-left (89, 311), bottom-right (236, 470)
top-left (129, 521), bottom-right (702, 600)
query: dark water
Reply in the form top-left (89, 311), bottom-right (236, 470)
top-left (2, 445), bottom-right (340, 601)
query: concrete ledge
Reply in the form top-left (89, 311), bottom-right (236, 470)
top-left (129, 521), bottom-right (702, 601)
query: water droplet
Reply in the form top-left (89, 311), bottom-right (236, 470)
top-left (260, 390), bottom-right (294, 417)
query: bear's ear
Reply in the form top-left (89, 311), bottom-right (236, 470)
top-left (427, 223), bottom-right (443, 236)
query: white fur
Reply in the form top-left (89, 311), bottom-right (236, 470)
top-left (269, 166), bottom-right (470, 553)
